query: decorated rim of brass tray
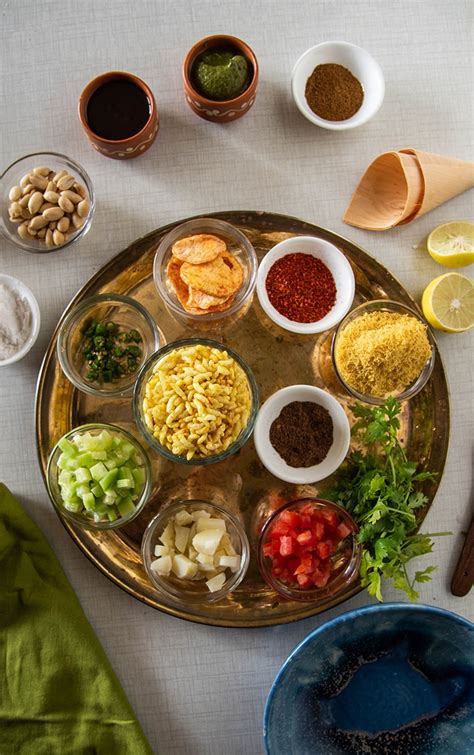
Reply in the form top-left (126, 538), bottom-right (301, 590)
top-left (35, 212), bottom-right (450, 628)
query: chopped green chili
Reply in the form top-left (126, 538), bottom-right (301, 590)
top-left (81, 319), bottom-right (143, 385)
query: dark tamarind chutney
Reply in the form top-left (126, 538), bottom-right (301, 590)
top-left (86, 79), bottom-right (151, 140)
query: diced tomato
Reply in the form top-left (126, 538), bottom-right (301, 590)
top-left (337, 521), bottom-right (352, 539)
top-left (263, 502), bottom-right (353, 592)
top-left (279, 535), bottom-right (294, 557)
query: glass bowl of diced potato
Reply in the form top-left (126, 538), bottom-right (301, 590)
top-left (141, 500), bottom-right (250, 604)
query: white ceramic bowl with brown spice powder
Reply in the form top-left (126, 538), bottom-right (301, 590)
top-left (332, 299), bottom-right (436, 404)
top-left (254, 385), bottom-right (351, 484)
top-left (291, 41), bottom-right (385, 130)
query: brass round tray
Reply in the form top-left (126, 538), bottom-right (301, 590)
top-left (35, 212), bottom-right (449, 627)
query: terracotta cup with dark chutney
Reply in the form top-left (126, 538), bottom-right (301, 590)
top-left (183, 35), bottom-right (259, 123)
top-left (78, 71), bottom-right (159, 160)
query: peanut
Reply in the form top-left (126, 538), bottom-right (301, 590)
top-left (8, 186), bottom-right (22, 202)
top-left (62, 189), bottom-right (82, 204)
top-left (43, 190), bottom-right (60, 203)
top-left (17, 223), bottom-right (30, 240)
top-left (33, 166), bottom-right (50, 176)
top-left (45, 229), bottom-right (54, 247)
top-left (53, 229), bottom-right (65, 246)
top-left (29, 215), bottom-right (49, 231)
top-left (58, 194), bottom-right (74, 213)
top-left (29, 174), bottom-right (48, 190)
top-left (77, 199), bottom-right (90, 217)
top-left (57, 216), bottom-right (70, 233)
top-left (28, 191), bottom-right (44, 215)
top-left (56, 174), bottom-right (75, 191)
top-left (43, 206), bottom-right (64, 222)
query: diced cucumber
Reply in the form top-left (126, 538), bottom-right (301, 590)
top-left (116, 478), bottom-right (134, 489)
top-left (107, 507), bottom-right (119, 522)
top-left (104, 491), bottom-right (118, 505)
top-left (99, 468), bottom-right (119, 492)
top-left (58, 470), bottom-right (73, 485)
top-left (91, 483), bottom-right (103, 498)
top-left (58, 437), bottom-right (77, 457)
top-left (83, 492), bottom-right (96, 511)
top-left (57, 453), bottom-right (70, 471)
top-left (76, 452), bottom-right (95, 469)
top-left (75, 467), bottom-right (92, 483)
top-left (76, 483), bottom-right (91, 498)
top-left (90, 462), bottom-right (108, 481)
top-left (64, 500), bottom-right (83, 513)
top-left (118, 466), bottom-right (133, 481)
top-left (132, 467), bottom-right (146, 486)
top-left (104, 458), bottom-right (118, 471)
top-left (119, 441), bottom-right (135, 459)
top-left (91, 451), bottom-right (107, 460)
top-left (117, 496), bottom-right (135, 517)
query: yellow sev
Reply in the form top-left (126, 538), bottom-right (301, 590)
top-left (335, 311), bottom-right (432, 396)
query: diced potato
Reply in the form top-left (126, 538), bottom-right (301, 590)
top-left (206, 573), bottom-right (226, 593)
top-left (174, 525), bottom-right (190, 553)
top-left (191, 509), bottom-right (210, 522)
top-left (172, 554), bottom-right (198, 579)
top-left (159, 521), bottom-right (175, 547)
top-left (192, 528), bottom-right (224, 556)
top-left (196, 552), bottom-right (214, 566)
top-left (196, 517), bottom-right (226, 532)
top-left (188, 546), bottom-right (198, 560)
top-left (217, 555), bottom-right (240, 570)
top-left (221, 533), bottom-right (237, 556)
top-left (175, 509), bottom-right (194, 526)
top-left (154, 544), bottom-right (169, 557)
top-left (151, 555), bottom-right (172, 576)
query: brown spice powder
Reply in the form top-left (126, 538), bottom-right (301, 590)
top-left (269, 401), bottom-right (334, 468)
top-left (305, 63), bottom-right (364, 121)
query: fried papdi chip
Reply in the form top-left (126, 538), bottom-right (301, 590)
top-left (221, 252), bottom-right (244, 290)
top-left (180, 254), bottom-right (241, 297)
top-left (187, 286), bottom-right (230, 310)
top-left (171, 233), bottom-right (226, 264)
top-left (167, 256), bottom-right (190, 307)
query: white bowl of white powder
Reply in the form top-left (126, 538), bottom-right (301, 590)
top-left (0, 274), bottom-right (40, 366)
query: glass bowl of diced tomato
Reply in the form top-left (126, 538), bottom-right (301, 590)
top-left (257, 498), bottom-right (361, 602)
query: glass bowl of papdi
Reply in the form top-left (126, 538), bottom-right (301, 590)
top-left (57, 293), bottom-right (160, 397)
top-left (153, 218), bottom-right (258, 330)
top-left (133, 338), bottom-right (259, 465)
top-left (332, 299), bottom-right (436, 405)
top-left (46, 423), bottom-right (152, 530)
top-left (1, 151), bottom-right (95, 253)
top-left (142, 500), bottom-right (250, 604)
top-left (258, 498), bottom-right (361, 603)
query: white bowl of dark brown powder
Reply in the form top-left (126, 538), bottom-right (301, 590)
top-left (254, 385), bottom-right (350, 484)
top-left (0, 274), bottom-right (40, 366)
top-left (291, 41), bottom-right (385, 130)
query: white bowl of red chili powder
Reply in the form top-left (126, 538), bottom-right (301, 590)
top-left (256, 236), bottom-right (355, 334)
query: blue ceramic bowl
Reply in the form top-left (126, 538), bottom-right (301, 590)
top-left (264, 603), bottom-right (474, 755)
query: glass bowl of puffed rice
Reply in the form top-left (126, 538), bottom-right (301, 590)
top-left (133, 338), bottom-right (259, 465)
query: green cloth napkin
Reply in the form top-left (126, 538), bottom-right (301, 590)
top-left (0, 483), bottom-right (153, 755)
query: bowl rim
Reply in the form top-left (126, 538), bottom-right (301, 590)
top-left (291, 40), bottom-right (385, 130)
top-left (78, 70), bottom-right (157, 144)
top-left (46, 421), bottom-right (152, 530)
top-left (263, 601), bottom-right (474, 751)
top-left (141, 498), bottom-right (251, 604)
top-left (0, 273), bottom-right (41, 366)
top-left (1, 151), bottom-right (95, 253)
top-left (56, 292), bottom-right (161, 397)
top-left (256, 235), bottom-right (355, 334)
top-left (182, 34), bottom-right (259, 106)
top-left (332, 298), bottom-right (436, 404)
top-left (153, 217), bottom-right (258, 322)
top-left (254, 385), bottom-right (350, 483)
top-left (133, 336), bottom-right (260, 465)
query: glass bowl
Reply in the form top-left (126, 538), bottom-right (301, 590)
top-left (142, 500), bottom-right (250, 604)
top-left (332, 299), bottom-right (436, 405)
top-left (153, 218), bottom-right (258, 330)
top-left (258, 498), bottom-right (361, 603)
top-left (1, 152), bottom-right (95, 253)
top-left (46, 423), bottom-right (152, 530)
top-left (133, 337), bottom-right (259, 465)
top-left (57, 293), bottom-right (160, 397)
top-left (0, 274), bottom-right (41, 366)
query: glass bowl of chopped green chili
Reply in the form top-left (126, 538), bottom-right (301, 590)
top-left (57, 293), bottom-right (161, 397)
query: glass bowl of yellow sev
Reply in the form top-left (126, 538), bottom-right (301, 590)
top-left (332, 299), bottom-right (436, 405)
top-left (133, 338), bottom-right (259, 465)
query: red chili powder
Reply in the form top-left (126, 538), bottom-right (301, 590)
top-left (265, 253), bottom-right (337, 323)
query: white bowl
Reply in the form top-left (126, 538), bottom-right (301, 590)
top-left (291, 41), bottom-right (385, 130)
top-left (254, 385), bottom-right (350, 484)
top-left (256, 236), bottom-right (355, 334)
top-left (0, 274), bottom-right (41, 366)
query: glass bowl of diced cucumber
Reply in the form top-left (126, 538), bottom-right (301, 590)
top-left (57, 293), bottom-right (161, 397)
top-left (46, 423), bottom-right (152, 529)
top-left (142, 500), bottom-right (250, 604)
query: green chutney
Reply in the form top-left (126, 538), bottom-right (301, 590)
top-left (193, 49), bottom-right (250, 101)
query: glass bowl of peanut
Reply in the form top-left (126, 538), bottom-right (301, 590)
top-left (0, 152), bottom-right (95, 253)
top-left (133, 338), bottom-right (259, 465)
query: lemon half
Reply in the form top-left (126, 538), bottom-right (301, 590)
top-left (421, 273), bottom-right (474, 332)
top-left (427, 221), bottom-right (474, 268)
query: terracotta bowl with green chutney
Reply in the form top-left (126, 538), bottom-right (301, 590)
top-left (183, 34), bottom-right (259, 122)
